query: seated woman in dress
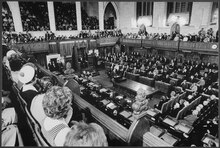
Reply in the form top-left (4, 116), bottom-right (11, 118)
top-left (64, 62), bottom-right (75, 75)
top-left (41, 86), bottom-right (73, 146)
top-left (64, 122), bottom-right (108, 146)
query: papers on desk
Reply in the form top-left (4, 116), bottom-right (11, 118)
top-left (150, 126), bottom-right (164, 137)
top-left (101, 99), bottom-right (110, 106)
top-left (146, 109), bottom-right (157, 117)
top-left (160, 132), bottom-right (179, 146)
top-left (174, 123), bottom-right (192, 134)
top-left (163, 117), bottom-right (178, 127)
top-left (100, 88), bottom-right (107, 93)
top-left (119, 110), bottom-right (132, 118)
top-left (88, 82), bottom-right (94, 86)
top-left (106, 102), bottom-right (117, 110)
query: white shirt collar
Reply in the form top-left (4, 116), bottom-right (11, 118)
top-left (22, 84), bottom-right (38, 92)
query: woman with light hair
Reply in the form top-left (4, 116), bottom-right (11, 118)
top-left (41, 86), bottom-right (73, 146)
top-left (64, 122), bottom-right (108, 146)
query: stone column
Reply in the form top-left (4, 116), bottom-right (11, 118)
top-left (47, 2), bottom-right (56, 31)
top-left (190, 2), bottom-right (212, 28)
top-left (76, 2), bottom-right (82, 31)
top-left (99, 2), bottom-right (104, 30)
top-left (152, 2), bottom-right (167, 28)
top-left (7, 1), bottom-right (23, 32)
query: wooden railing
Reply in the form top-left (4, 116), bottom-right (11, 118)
top-left (121, 38), bottom-right (218, 54)
top-left (14, 37), bottom-right (218, 55)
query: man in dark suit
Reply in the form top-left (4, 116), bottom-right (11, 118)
top-left (154, 96), bottom-right (169, 110)
top-left (169, 103), bottom-right (183, 118)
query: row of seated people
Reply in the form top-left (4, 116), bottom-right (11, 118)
top-left (149, 96), bottom-right (218, 147)
top-left (188, 106), bottom-right (218, 147)
top-left (2, 44), bottom-right (108, 146)
top-left (154, 83), bottom-right (218, 117)
top-left (146, 86), bottom-right (218, 146)
top-left (105, 52), bottom-right (218, 93)
top-left (123, 29), bottom-right (219, 43)
top-left (2, 28), bottom-right (122, 44)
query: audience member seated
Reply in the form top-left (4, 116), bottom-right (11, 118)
top-left (19, 63), bottom-right (39, 109)
top-left (2, 45), bottom-right (13, 91)
top-left (203, 85), bottom-right (214, 95)
top-left (64, 62), bottom-right (75, 75)
top-left (190, 83), bottom-right (198, 93)
top-left (30, 76), bottom-right (54, 125)
top-left (64, 121), bottom-right (108, 146)
top-left (183, 110), bottom-right (199, 125)
top-left (169, 102), bottom-right (183, 118)
top-left (41, 86), bottom-right (73, 146)
top-left (1, 91), bottom-right (23, 146)
top-left (154, 96), bottom-right (169, 110)
top-left (197, 77), bottom-right (206, 87)
top-left (188, 75), bottom-right (197, 83)
top-left (8, 52), bottom-right (24, 88)
top-left (180, 80), bottom-right (188, 91)
top-left (163, 74), bottom-right (171, 83)
top-left (203, 117), bottom-right (218, 137)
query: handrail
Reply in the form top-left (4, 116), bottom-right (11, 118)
top-left (13, 37), bottom-right (218, 55)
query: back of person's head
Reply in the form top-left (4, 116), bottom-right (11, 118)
top-left (64, 122), bottom-right (108, 146)
top-left (42, 86), bottom-right (73, 119)
top-left (39, 76), bottom-right (53, 93)
top-left (8, 53), bottom-right (23, 71)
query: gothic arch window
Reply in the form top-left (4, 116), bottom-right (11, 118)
top-left (136, 2), bottom-right (154, 27)
top-left (104, 2), bottom-right (117, 29)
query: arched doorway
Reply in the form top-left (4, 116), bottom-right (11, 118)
top-left (104, 2), bottom-right (118, 29)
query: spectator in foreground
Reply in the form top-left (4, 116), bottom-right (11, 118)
top-left (64, 121), bottom-right (108, 146)
top-left (41, 86), bottom-right (73, 146)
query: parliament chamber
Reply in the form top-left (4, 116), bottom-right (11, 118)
top-left (1, 1), bottom-right (219, 147)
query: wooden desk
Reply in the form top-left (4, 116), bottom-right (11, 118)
top-left (114, 79), bottom-right (159, 97)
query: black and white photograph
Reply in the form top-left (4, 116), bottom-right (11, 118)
top-left (1, 1), bottom-right (219, 147)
